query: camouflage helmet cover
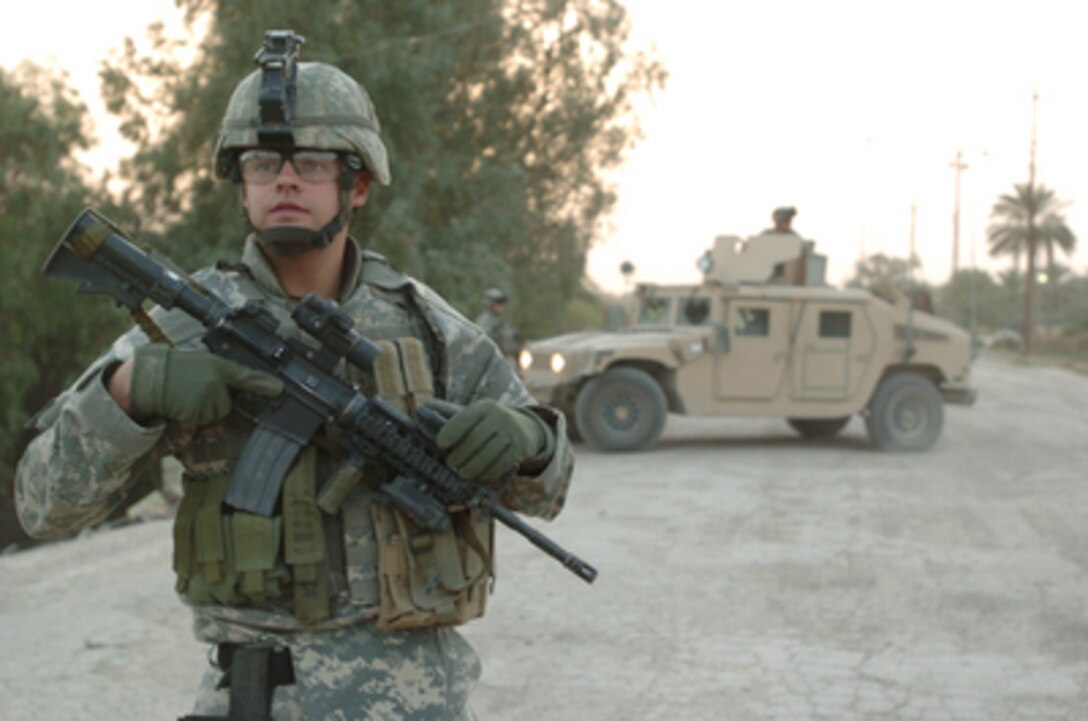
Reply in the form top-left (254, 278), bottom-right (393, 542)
top-left (214, 62), bottom-right (391, 185)
top-left (772, 206), bottom-right (797, 222)
top-left (483, 288), bottom-right (508, 304)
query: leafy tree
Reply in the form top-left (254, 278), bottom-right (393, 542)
top-left (1035, 261), bottom-right (1081, 331)
top-left (101, 0), bottom-right (665, 340)
top-left (935, 269), bottom-right (1003, 333)
top-left (1059, 275), bottom-right (1088, 337)
top-left (986, 182), bottom-right (1077, 353)
top-left (994, 268), bottom-right (1025, 330)
top-left (844, 253), bottom-right (926, 301)
top-left (0, 65), bottom-right (135, 548)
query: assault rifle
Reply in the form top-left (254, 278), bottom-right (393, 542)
top-left (43, 209), bottom-right (597, 584)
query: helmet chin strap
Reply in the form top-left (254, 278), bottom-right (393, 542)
top-left (254, 203), bottom-right (350, 257)
top-left (245, 155), bottom-right (361, 257)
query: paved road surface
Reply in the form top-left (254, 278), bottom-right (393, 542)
top-left (2, 353), bottom-right (1086, 720)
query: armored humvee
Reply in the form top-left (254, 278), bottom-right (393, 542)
top-left (518, 231), bottom-right (976, 452)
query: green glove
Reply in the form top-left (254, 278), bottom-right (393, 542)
top-left (436, 399), bottom-right (553, 485)
top-left (129, 344), bottom-right (283, 426)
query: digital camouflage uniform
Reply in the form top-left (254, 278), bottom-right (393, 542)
top-left (472, 309), bottom-right (518, 360)
top-left (15, 235), bottom-right (575, 720)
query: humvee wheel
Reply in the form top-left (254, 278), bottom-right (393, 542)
top-left (787, 416), bottom-right (851, 438)
top-left (865, 373), bottom-right (944, 451)
top-left (557, 405), bottom-right (583, 443)
top-left (575, 367), bottom-right (667, 452)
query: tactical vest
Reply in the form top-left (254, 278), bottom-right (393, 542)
top-left (171, 335), bottom-right (492, 628)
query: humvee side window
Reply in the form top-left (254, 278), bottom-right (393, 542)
top-left (819, 311), bottom-right (851, 338)
top-left (639, 297), bottom-right (672, 325)
top-left (678, 298), bottom-right (710, 326)
top-left (735, 307), bottom-right (770, 337)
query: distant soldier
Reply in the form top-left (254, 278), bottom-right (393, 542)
top-left (763, 206), bottom-right (799, 235)
top-left (475, 288), bottom-right (519, 359)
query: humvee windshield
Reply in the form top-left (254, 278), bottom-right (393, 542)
top-left (637, 295), bottom-right (711, 326)
top-left (638, 297), bottom-right (672, 325)
top-left (677, 297), bottom-right (711, 326)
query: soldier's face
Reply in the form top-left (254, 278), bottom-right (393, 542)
top-left (242, 149), bottom-right (369, 232)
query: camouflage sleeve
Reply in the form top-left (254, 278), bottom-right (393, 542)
top-left (14, 333), bottom-right (165, 540)
top-left (442, 324), bottom-right (574, 520)
top-left (503, 405), bottom-right (574, 520)
top-left (456, 347), bottom-right (574, 519)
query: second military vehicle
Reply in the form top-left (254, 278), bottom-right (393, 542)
top-left (518, 230), bottom-right (976, 452)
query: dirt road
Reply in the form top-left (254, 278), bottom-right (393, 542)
top-left (3, 353), bottom-right (1086, 720)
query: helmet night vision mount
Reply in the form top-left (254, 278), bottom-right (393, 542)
top-left (254, 30), bottom-right (305, 148)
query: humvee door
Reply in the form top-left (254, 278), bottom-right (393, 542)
top-left (789, 303), bottom-right (874, 400)
top-left (714, 299), bottom-right (791, 399)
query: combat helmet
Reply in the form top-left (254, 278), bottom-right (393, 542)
top-left (214, 30), bottom-right (391, 255)
top-left (772, 206), bottom-right (797, 223)
top-left (483, 288), bottom-right (508, 304)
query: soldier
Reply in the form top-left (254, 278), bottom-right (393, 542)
top-left (474, 287), bottom-right (519, 359)
top-left (14, 31), bottom-right (574, 721)
top-left (763, 205), bottom-right (799, 235)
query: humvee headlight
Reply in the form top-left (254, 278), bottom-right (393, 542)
top-left (518, 349), bottom-right (533, 372)
top-left (549, 352), bottom-right (567, 374)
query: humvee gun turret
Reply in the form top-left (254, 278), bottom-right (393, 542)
top-left (518, 232), bottom-right (976, 452)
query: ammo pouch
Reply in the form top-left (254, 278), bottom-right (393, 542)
top-left (367, 338), bottom-right (494, 629)
top-left (173, 446), bottom-right (331, 625)
top-left (372, 501), bottom-right (492, 630)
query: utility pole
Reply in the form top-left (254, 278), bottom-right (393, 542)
top-left (909, 202), bottom-right (918, 292)
top-left (910, 203), bottom-right (917, 273)
top-left (949, 150), bottom-right (968, 280)
top-left (904, 203), bottom-right (919, 360)
top-left (1023, 91), bottom-right (1039, 356)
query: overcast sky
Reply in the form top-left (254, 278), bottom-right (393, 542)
top-left (600, 0), bottom-right (1088, 291)
top-left (5, 0), bottom-right (1087, 292)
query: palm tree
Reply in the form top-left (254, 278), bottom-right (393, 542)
top-left (986, 182), bottom-right (1076, 353)
top-left (1036, 213), bottom-right (1077, 277)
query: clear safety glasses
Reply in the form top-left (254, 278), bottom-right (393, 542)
top-left (238, 149), bottom-right (341, 184)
